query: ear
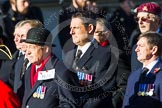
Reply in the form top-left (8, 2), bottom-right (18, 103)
top-left (87, 24), bottom-right (94, 34)
top-left (43, 45), bottom-right (50, 53)
top-left (151, 46), bottom-right (158, 55)
top-left (156, 18), bottom-right (161, 24)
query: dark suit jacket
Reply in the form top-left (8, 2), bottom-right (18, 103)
top-left (0, 49), bottom-right (27, 103)
top-left (13, 55), bottom-right (27, 102)
top-left (59, 41), bottom-right (116, 108)
top-left (22, 55), bottom-right (67, 108)
top-left (0, 50), bottom-right (20, 87)
top-left (123, 59), bottom-right (162, 108)
top-left (93, 39), bottom-right (131, 108)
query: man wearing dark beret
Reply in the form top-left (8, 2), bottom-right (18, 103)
top-left (131, 2), bottom-right (162, 72)
top-left (21, 27), bottom-right (69, 108)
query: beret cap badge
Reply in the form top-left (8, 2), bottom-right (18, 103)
top-left (142, 6), bottom-right (148, 11)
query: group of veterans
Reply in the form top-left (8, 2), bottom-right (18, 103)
top-left (0, 1), bottom-right (162, 108)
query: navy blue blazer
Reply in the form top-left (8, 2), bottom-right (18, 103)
top-left (22, 55), bottom-right (68, 108)
top-left (59, 41), bottom-right (116, 108)
top-left (123, 59), bottom-right (162, 108)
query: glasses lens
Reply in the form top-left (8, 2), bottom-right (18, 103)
top-left (136, 17), bottom-right (151, 23)
top-left (141, 17), bottom-right (148, 22)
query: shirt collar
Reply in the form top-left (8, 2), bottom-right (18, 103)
top-left (143, 58), bottom-right (159, 74)
top-left (156, 28), bottom-right (160, 33)
top-left (77, 42), bottom-right (91, 58)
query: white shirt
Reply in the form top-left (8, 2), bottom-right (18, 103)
top-left (76, 42), bottom-right (91, 58)
top-left (143, 58), bottom-right (159, 75)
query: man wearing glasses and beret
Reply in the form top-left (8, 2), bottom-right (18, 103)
top-left (131, 2), bottom-right (162, 72)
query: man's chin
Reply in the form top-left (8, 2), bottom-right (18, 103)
top-left (140, 30), bottom-right (147, 33)
top-left (137, 57), bottom-right (142, 62)
top-left (140, 29), bottom-right (150, 33)
top-left (137, 59), bottom-right (143, 63)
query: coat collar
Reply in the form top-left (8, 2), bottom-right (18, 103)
top-left (77, 42), bottom-right (98, 68)
top-left (148, 58), bottom-right (162, 75)
top-left (24, 56), bottom-right (56, 104)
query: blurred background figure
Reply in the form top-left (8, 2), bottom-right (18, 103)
top-left (1, 0), bottom-right (44, 54)
top-left (109, 1), bottom-right (137, 103)
top-left (0, 20), bottom-right (43, 94)
top-left (0, 80), bottom-right (20, 108)
top-left (0, 45), bottom-right (20, 108)
top-left (94, 18), bottom-right (131, 108)
top-left (94, 18), bottom-right (112, 47)
top-left (109, 0), bottom-right (137, 81)
top-left (109, 0), bottom-right (137, 52)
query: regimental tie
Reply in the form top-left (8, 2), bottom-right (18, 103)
top-left (140, 67), bottom-right (149, 81)
top-left (72, 50), bottom-right (82, 70)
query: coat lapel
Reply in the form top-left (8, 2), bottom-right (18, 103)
top-left (25, 80), bottom-right (43, 101)
top-left (63, 49), bottom-right (76, 70)
top-left (144, 59), bottom-right (162, 83)
top-left (148, 59), bottom-right (162, 77)
top-left (13, 55), bottom-right (24, 93)
top-left (24, 70), bottom-right (43, 104)
top-left (77, 44), bottom-right (95, 68)
top-left (149, 59), bottom-right (162, 75)
top-left (24, 57), bottom-right (55, 104)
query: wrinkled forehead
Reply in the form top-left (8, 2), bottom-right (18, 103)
top-left (137, 37), bottom-right (148, 45)
top-left (10, 0), bottom-right (30, 4)
top-left (9, 0), bottom-right (15, 4)
top-left (14, 27), bottom-right (21, 34)
top-left (71, 18), bottom-right (84, 26)
top-left (137, 12), bottom-right (156, 18)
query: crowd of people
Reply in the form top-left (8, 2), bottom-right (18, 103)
top-left (0, 0), bottom-right (162, 108)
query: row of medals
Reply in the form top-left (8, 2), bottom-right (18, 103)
top-left (33, 86), bottom-right (47, 99)
top-left (137, 84), bottom-right (154, 96)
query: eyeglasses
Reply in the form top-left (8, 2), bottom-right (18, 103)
top-left (135, 17), bottom-right (152, 23)
top-left (94, 31), bottom-right (109, 36)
